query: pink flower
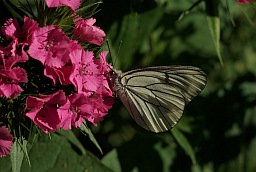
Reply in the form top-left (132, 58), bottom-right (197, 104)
top-left (94, 51), bottom-right (114, 106)
top-left (237, 0), bottom-right (253, 3)
top-left (1, 18), bottom-right (20, 40)
top-left (28, 25), bottom-right (71, 68)
top-left (0, 17), bottom-right (37, 65)
top-left (25, 90), bottom-right (66, 133)
top-left (0, 126), bottom-right (13, 158)
top-left (45, 0), bottom-right (81, 10)
top-left (73, 18), bottom-right (106, 46)
top-left (0, 40), bottom-right (29, 68)
top-left (20, 16), bottom-right (39, 45)
top-left (0, 55), bottom-right (28, 98)
top-left (58, 93), bottom-right (93, 130)
top-left (86, 85), bottom-right (114, 124)
top-left (89, 51), bottom-right (114, 124)
top-left (69, 49), bottom-right (101, 95)
top-left (2, 16), bottom-right (38, 45)
top-left (67, 50), bottom-right (114, 125)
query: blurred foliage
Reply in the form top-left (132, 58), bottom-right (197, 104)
top-left (94, 0), bottom-right (256, 172)
top-left (1, 0), bottom-right (256, 172)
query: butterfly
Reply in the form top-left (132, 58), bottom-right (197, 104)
top-left (111, 65), bottom-right (207, 133)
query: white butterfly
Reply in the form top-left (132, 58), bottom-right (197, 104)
top-left (111, 65), bottom-right (207, 133)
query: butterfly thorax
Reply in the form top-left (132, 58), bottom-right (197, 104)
top-left (110, 69), bottom-right (126, 97)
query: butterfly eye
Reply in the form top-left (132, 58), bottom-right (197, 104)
top-left (109, 70), bottom-right (114, 77)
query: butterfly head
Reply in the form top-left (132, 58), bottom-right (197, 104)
top-left (106, 66), bottom-right (123, 96)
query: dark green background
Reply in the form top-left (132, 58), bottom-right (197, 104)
top-left (1, 0), bottom-right (256, 172)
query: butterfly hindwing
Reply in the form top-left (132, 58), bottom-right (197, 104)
top-left (114, 65), bottom-right (207, 133)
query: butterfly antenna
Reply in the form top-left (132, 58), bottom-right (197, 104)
top-left (113, 40), bottom-right (122, 66)
top-left (106, 39), bottom-right (113, 65)
top-left (106, 39), bottom-right (116, 74)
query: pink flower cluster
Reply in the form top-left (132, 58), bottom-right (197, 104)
top-left (0, 0), bottom-right (114, 158)
top-left (0, 17), bottom-right (33, 98)
top-left (1, 15), bottom-right (113, 134)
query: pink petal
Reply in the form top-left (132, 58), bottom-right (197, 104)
top-left (95, 51), bottom-right (112, 73)
top-left (11, 67), bottom-right (28, 83)
top-left (84, 86), bottom-right (114, 125)
top-left (73, 18), bottom-right (106, 46)
top-left (0, 83), bottom-right (23, 98)
top-left (21, 16), bottom-right (39, 45)
top-left (58, 99), bottom-right (72, 130)
top-left (0, 126), bottom-right (14, 157)
top-left (1, 18), bottom-right (21, 40)
top-left (85, 18), bottom-right (96, 26)
top-left (46, 0), bottom-right (81, 10)
top-left (44, 65), bottom-right (73, 85)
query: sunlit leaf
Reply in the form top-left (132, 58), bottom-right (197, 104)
top-left (171, 127), bottom-right (197, 165)
top-left (19, 133), bottom-right (113, 172)
top-left (101, 149), bottom-right (121, 172)
top-left (10, 138), bottom-right (27, 172)
top-left (79, 121), bottom-right (103, 154)
top-left (57, 129), bottom-right (86, 154)
top-left (207, 16), bottom-right (223, 66)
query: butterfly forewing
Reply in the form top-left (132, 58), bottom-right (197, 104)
top-left (114, 65), bottom-right (207, 133)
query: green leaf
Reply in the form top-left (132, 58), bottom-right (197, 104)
top-left (101, 149), bottom-right (121, 172)
top-left (20, 133), bottom-right (113, 172)
top-left (204, 0), bottom-right (223, 66)
top-left (154, 142), bottom-right (176, 172)
top-left (76, 0), bottom-right (102, 18)
top-left (2, 0), bottom-right (23, 21)
top-left (57, 130), bottom-right (86, 154)
top-left (207, 16), bottom-right (223, 66)
top-left (10, 138), bottom-right (27, 172)
top-left (0, 155), bottom-right (12, 172)
top-left (107, 7), bottom-right (164, 70)
top-left (79, 121), bottom-right (103, 154)
top-left (171, 127), bottom-right (197, 165)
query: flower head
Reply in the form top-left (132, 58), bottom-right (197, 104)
top-left (85, 51), bottom-right (114, 124)
top-left (0, 126), bottom-right (13, 157)
top-left (73, 18), bottom-right (106, 46)
top-left (0, 54), bottom-right (28, 98)
top-left (2, 16), bottom-right (38, 45)
top-left (0, 67), bottom-right (27, 98)
top-left (69, 49), bottom-right (102, 95)
top-left (28, 25), bottom-right (71, 68)
top-left (58, 93), bottom-right (94, 130)
top-left (25, 90), bottom-right (67, 133)
top-left (0, 0), bottom-right (113, 148)
top-left (1, 18), bottom-right (21, 40)
top-left (85, 85), bottom-right (114, 125)
top-left (0, 17), bottom-right (38, 66)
